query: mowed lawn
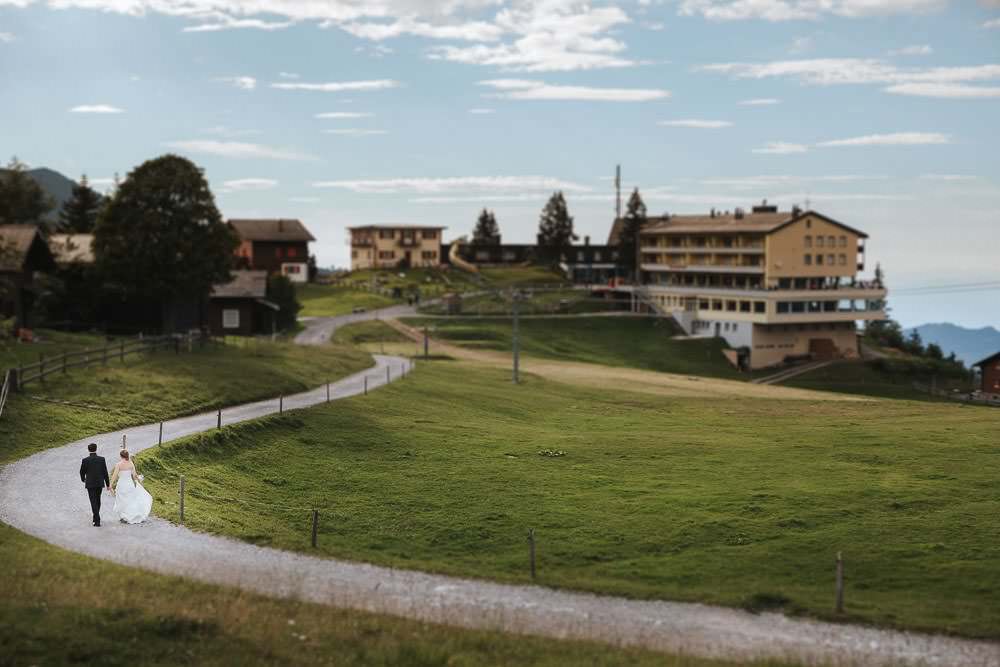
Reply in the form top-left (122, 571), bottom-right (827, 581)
top-left (405, 316), bottom-right (741, 380)
top-left (297, 284), bottom-right (400, 317)
top-left (141, 362), bottom-right (1000, 638)
top-left (0, 337), bottom-right (372, 465)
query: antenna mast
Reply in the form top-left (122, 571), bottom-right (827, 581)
top-left (615, 164), bottom-right (622, 219)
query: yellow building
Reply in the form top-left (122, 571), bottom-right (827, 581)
top-left (625, 202), bottom-right (887, 369)
top-left (348, 225), bottom-right (446, 270)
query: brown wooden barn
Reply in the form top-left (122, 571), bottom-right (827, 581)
top-left (207, 270), bottom-right (279, 336)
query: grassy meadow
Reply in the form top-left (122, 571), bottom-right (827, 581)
top-left (140, 362), bottom-right (1000, 638)
top-left (404, 316), bottom-right (741, 380)
top-left (0, 336), bottom-right (372, 465)
top-left (297, 284), bottom-right (400, 317)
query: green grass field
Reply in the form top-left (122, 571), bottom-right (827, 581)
top-left (1, 328), bottom-right (109, 369)
top-left (331, 320), bottom-right (413, 346)
top-left (141, 362), bottom-right (1000, 638)
top-left (405, 316), bottom-right (741, 379)
top-left (0, 337), bottom-right (372, 466)
top-left (477, 266), bottom-right (568, 286)
top-left (297, 284), bottom-right (400, 317)
top-left (782, 359), bottom-right (975, 402)
top-left (419, 288), bottom-right (626, 316)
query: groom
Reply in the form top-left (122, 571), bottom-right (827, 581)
top-left (80, 443), bottom-right (111, 527)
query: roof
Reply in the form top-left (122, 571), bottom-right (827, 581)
top-left (211, 270), bottom-right (268, 299)
top-left (973, 351), bottom-right (1000, 368)
top-left (49, 233), bottom-right (95, 265)
top-left (229, 219), bottom-right (315, 243)
top-left (0, 224), bottom-right (54, 272)
top-left (607, 209), bottom-right (868, 244)
top-left (348, 224), bottom-right (447, 231)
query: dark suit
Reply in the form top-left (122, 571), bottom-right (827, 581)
top-left (80, 453), bottom-right (110, 525)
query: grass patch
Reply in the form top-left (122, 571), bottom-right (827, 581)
top-left (477, 266), bottom-right (569, 286)
top-left (142, 362), bottom-right (1000, 639)
top-left (332, 321), bottom-right (413, 346)
top-left (297, 284), bottom-right (400, 317)
top-left (0, 524), bottom-right (765, 667)
top-left (405, 316), bottom-right (738, 380)
top-left (783, 360), bottom-right (974, 401)
top-left (420, 289), bottom-right (626, 316)
top-left (0, 336), bottom-right (372, 465)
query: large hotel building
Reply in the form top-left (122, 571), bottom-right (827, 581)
top-left (622, 201), bottom-right (887, 369)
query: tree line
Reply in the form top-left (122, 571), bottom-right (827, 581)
top-left (1, 155), bottom-right (299, 334)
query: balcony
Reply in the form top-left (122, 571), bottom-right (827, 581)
top-left (399, 237), bottom-right (418, 247)
top-left (641, 263), bottom-right (764, 274)
top-left (351, 238), bottom-right (374, 247)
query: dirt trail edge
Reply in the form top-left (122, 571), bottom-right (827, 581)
top-left (1, 317), bottom-right (996, 667)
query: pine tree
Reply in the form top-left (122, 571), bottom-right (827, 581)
top-left (0, 157), bottom-right (54, 228)
top-left (472, 208), bottom-right (500, 245)
top-left (58, 174), bottom-right (102, 233)
top-left (617, 188), bottom-right (647, 280)
top-left (536, 192), bottom-right (577, 261)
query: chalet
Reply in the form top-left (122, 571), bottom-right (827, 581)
top-left (973, 351), bottom-right (1000, 400)
top-left (207, 270), bottom-right (279, 336)
top-left (0, 225), bottom-right (56, 330)
top-left (230, 219), bottom-right (315, 284)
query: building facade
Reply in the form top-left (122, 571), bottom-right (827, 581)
top-left (207, 270), bottom-right (279, 336)
top-left (229, 219), bottom-right (315, 284)
top-left (628, 203), bottom-right (887, 369)
top-left (348, 225), bottom-right (445, 270)
top-left (973, 351), bottom-right (1000, 400)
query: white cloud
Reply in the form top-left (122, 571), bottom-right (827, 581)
top-left (88, 177), bottom-right (117, 187)
top-left (699, 58), bottom-right (1000, 86)
top-left (983, 18), bottom-right (1000, 28)
top-left (888, 44), bottom-right (933, 56)
top-left (920, 173), bottom-right (976, 181)
top-left (221, 178), bottom-right (278, 192)
top-left (271, 80), bottom-right (399, 92)
top-left (69, 104), bottom-right (124, 114)
top-left (215, 75), bottom-right (256, 90)
top-left (339, 18), bottom-right (503, 42)
top-left (315, 111), bottom-right (374, 118)
top-left (279, 71), bottom-right (299, 79)
top-left (322, 129), bottom-right (388, 135)
top-left (184, 18), bottom-right (292, 32)
top-left (697, 174), bottom-right (886, 188)
top-left (885, 82), bottom-right (1000, 98)
top-left (679, 0), bottom-right (948, 21)
top-left (312, 176), bottom-right (592, 194)
top-left (752, 141), bottom-right (809, 154)
top-left (658, 119), bottom-right (732, 128)
top-left (468, 107), bottom-right (495, 113)
top-left (643, 21), bottom-right (665, 30)
top-left (738, 98), bottom-right (780, 105)
top-left (816, 132), bottom-right (951, 147)
top-left (203, 125), bottom-right (261, 137)
top-left (479, 79), bottom-right (669, 102)
top-left (164, 140), bottom-right (316, 161)
top-left (0, 31), bottom-right (14, 42)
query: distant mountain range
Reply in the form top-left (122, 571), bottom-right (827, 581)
top-left (0, 166), bottom-right (88, 223)
top-left (907, 323), bottom-right (1000, 366)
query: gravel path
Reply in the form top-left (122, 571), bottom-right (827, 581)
top-left (1, 314), bottom-right (997, 666)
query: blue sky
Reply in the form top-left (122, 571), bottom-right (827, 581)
top-left (1, 0), bottom-right (998, 328)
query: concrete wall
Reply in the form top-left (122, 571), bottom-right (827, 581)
top-left (750, 322), bottom-right (859, 369)
top-left (766, 215), bottom-right (861, 282)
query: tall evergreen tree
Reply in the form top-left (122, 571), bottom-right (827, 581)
top-left (58, 175), bottom-right (102, 233)
top-left (536, 192), bottom-right (577, 261)
top-left (617, 188), bottom-right (647, 280)
top-left (472, 208), bottom-right (501, 245)
top-left (0, 157), bottom-right (54, 228)
top-left (93, 154), bottom-right (238, 332)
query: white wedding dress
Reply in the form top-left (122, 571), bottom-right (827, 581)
top-left (113, 467), bottom-right (153, 524)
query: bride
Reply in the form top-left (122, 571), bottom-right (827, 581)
top-left (111, 449), bottom-right (153, 524)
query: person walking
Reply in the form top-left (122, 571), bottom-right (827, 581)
top-left (79, 442), bottom-right (111, 527)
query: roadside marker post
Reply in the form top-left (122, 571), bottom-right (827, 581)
top-left (386, 366), bottom-right (390, 384)
top-left (528, 528), bottom-right (536, 580)
top-left (158, 421), bottom-right (163, 446)
top-left (835, 551), bottom-right (845, 613)
top-left (364, 377), bottom-right (368, 395)
top-left (280, 396), bottom-right (284, 414)
top-left (326, 381), bottom-right (331, 402)
top-left (311, 510), bottom-right (319, 548)
top-left (217, 409), bottom-right (222, 429)
top-left (179, 476), bottom-right (185, 524)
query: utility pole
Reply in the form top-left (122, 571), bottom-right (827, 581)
top-left (512, 290), bottom-right (520, 384)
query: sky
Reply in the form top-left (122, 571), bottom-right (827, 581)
top-left (1, 0), bottom-right (998, 329)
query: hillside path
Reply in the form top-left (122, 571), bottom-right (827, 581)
top-left (0, 311), bottom-right (996, 667)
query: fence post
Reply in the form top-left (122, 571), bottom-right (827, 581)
top-left (311, 510), bottom-right (319, 548)
top-left (326, 381), bottom-right (330, 403)
top-left (158, 421), bottom-right (163, 446)
top-left (386, 365), bottom-right (390, 383)
top-left (217, 409), bottom-right (222, 429)
top-left (279, 396), bottom-right (284, 414)
top-left (364, 376), bottom-right (368, 395)
top-left (179, 475), bottom-right (185, 524)
top-left (835, 551), bottom-right (845, 614)
top-left (528, 528), bottom-right (536, 580)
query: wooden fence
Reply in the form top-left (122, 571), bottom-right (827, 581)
top-left (1, 334), bottom-right (197, 407)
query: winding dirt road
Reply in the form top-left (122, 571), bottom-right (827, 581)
top-left (1, 314), bottom-right (996, 666)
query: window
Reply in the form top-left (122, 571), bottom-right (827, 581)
top-left (577, 251), bottom-right (585, 262)
top-left (804, 254), bottom-right (812, 265)
top-left (754, 302), bottom-right (765, 313)
top-left (804, 235), bottom-right (812, 248)
top-left (379, 229), bottom-right (395, 239)
top-left (838, 254), bottom-right (847, 265)
top-left (286, 246), bottom-right (298, 258)
top-left (283, 264), bottom-right (301, 274)
top-left (351, 250), bottom-right (357, 259)
top-left (378, 250), bottom-right (395, 260)
top-left (421, 250), bottom-right (436, 260)
top-left (816, 254), bottom-right (824, 265)
top-left (827, 254), bottom-right (835, 265)
top-left (806, 219), bottom-right (812, 228)
top-left (711, 299), bottom-right (723, 310)
top-left (740, 301), bottom-right (751, 312)
top-left (726, 300), bottom-right (737, 311)
top-left (839, 235), bottom-right (847, 248)
top-left (699, 299), bottom-right (710, 309)
top-left (421, 229), bottom-right (437, 240)
top-left (777, 302), bottom-right (790, 313)
top-left (827, 236), bottom-right (835, 247)
top-left (502, 250), bottom-right (517, 261)
top-left (816, 236), bottom-right (824, 248)
top-left (594, 251), bottom-right (602, 262)
top-left (275, 247), bottom-right (283, 259)
top-left (475, 250), bottom-right (490, 261)
top-left (222, 309), bottom-right (240, 329)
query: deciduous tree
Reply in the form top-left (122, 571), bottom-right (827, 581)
top-left (93, 154), bottom-right (237, 332)
top-left (0, 157), bottom-right (54, 228)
